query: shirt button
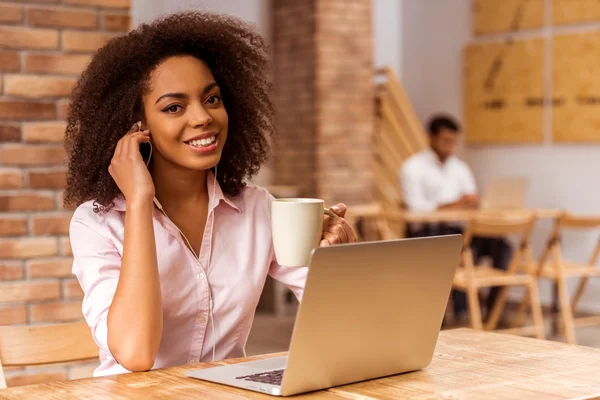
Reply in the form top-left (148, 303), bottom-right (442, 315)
top-left (196, 272), bottom-right (205, 280)
top-left (188, 360), bottom-right (195, 364)
top-left (198, 315), bottom-right (207, 324)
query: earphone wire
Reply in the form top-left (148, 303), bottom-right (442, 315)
top-left (145, 141), bottom-right (152, 167)
top-left (209, 164), bottom-right (217, 362)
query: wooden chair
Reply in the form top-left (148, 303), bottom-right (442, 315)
top-left (0, 321), bottom-right (98, 388)
top-left (515, 213), bottom-right (600, 344)
top-left (453, 211), bottom-right (545, 339)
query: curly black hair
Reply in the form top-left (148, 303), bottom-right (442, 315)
top-left (64, 11), bottom-right (274, 211)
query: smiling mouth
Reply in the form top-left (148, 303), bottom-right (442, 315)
top-left (185, 134), bottom-right (217, 148)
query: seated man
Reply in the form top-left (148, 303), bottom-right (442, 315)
top-left (399, 115), bottom-right (512, 322)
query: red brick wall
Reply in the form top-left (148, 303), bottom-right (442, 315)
top-left (272, 0), bottom-right (374, 206)
top-left (0, 0), bottom-right (130, 386)
top-left (272, 0), bottom-right (317, 197)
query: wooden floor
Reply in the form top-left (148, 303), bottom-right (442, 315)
top-left (245, 312), bottom-right (600, 356)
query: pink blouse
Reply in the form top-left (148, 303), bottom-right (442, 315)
top-left (70, 172), bottom-right (307, 376)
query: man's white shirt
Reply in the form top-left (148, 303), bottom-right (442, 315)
top-left (399, 149), bottom-right (477, 212)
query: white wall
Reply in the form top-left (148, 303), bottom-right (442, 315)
top-left (400, 0), bottom-right (600, 312)
top-left (373, 0), bottom-right (402, 77)
top-left (400, 0), bottom-right (471, 125)
top-left (132, 0), bottom-right (272, 39)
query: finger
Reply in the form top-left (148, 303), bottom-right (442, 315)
top-left (123, 130), bottom-right (150, 146)
top-left (123, 124), bottom-right (145, 141)
top-left (344, 223), bottom-right (359, 243)
top-left (132, 132), bottom-right (151, 149)
top-left (323, 215), bottom-right (345, 229)
top-left (329, 203), bottom-right (347, 218)
top-left (129, 122), bottom-right (140, 134)
top-left (320, 239), bottom-right (330, 247)
top-left (321, 231), bottom-right (341, 245)
top-left (115, 127), bottom-right (146, 158)
top-left (326, 222), bottom-right (349, 244)
top-left (123, 131), bottom-right (150, 158)
top-left (323, 217), bottom-right (358, 244)
top-left (114, 137), bottom-right (124, 157)
top-left (336, 219), bottom-right (358, 243)
top-left (128, 130), bottom-right (150, 142)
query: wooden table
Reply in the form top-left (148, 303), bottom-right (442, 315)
top-left (342, 203), bottom-right (562, 225)
top-left (2, 329), bottom-right (600, 399)
top-left (345, 205), bottom-right (561, 233)
top-left (400, 208), bottom-right (562, 224)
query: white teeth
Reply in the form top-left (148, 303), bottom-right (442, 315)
top-left (189, 136), bottom-right (216, 147)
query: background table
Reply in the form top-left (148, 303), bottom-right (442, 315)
top-left (400, 208), bottom-right (561, 224)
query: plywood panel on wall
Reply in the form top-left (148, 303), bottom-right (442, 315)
top-left (553, 0), bottom-right (600, 25)
top-left (464, 38), bottom-right (545, 144)
top-left (553, 32), bottom-right (600, 142)
top-left (472, 0), bottom-right (545, 35)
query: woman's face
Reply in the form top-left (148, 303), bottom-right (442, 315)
top-left (141, 55), bottom-right (228, 172)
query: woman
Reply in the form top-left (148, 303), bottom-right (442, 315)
top-left (66, 11), bottom-right (357, 376)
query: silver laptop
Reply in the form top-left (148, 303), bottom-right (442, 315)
top-left (481, 177), bottom-right (529, 210)
top-left (185, 235), bottom-right (463, 396)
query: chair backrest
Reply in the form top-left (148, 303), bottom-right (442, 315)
top-left (464, 211), bottom-right (537, 243)
top-left (461, 211), bottom-right (537, 275)
top-left (0, 321), bottom-right (98, 388)
top-left (559, 214), bottom-right (600, 230)
top-left (538, 212), bottom-right (600, 268)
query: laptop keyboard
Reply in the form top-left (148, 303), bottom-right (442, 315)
top-left (235, 369), bottom-right (284, 386)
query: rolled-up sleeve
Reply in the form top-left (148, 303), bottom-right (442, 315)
top-left (268, 258), bottom-right (308, 301)
top-left (70, 205), bottom-right (121, 358)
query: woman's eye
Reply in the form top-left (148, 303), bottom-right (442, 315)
top-left (206, 94), bottom-right (222, 105)
top-left (163, 105), bottom-right (182, 113)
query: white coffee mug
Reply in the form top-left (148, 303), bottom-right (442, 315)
top-left (271, 198), bottom-right (335, 267)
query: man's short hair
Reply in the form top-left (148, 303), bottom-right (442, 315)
top-left (427, 115), bottom-right (460, 136)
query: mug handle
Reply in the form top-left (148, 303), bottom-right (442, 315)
top-left (324, 208), bottom-right (338, 218)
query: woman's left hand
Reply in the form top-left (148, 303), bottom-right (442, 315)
top-left (320, 203), bottom-right (358, 247)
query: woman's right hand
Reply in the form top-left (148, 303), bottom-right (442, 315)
top-left (107, 123), bottom-right (162, 371)
top-left (108, 123), bottom-right (155, 203)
